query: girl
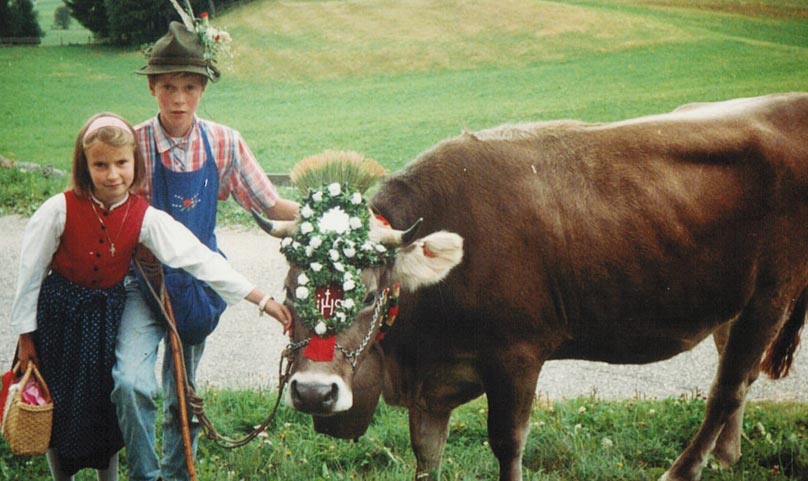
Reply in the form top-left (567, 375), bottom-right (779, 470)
top-left (8, 112), bottom-right (291, 481)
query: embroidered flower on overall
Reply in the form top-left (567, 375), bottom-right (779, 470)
top-left (172, 193), bottom-right (200, 211)
top-left (281, 183), bottom-right (395, 335)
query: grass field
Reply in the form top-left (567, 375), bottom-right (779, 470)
top-left (1, 1), bottom-right (807, 479)
top-left (1, 0), bottom-right (806, 175)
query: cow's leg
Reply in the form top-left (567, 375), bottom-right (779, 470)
top-left (709, 324), bottom-right (744, 467)
top-left (483, 350), bottom-right (543, 481)
top-left (660, 301), bottom-right (781, 481)
top-left (409, 406), bottom-right (451, 481)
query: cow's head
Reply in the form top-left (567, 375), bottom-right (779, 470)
top-left (254, 181), bottom-right (462, 432)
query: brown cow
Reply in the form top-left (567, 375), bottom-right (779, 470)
top-left (256, 92), bottom-right (808, 481)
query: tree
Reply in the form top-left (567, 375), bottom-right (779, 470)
top-left (64, 0), bottom-right (108, 38)
top-left (0, 0), bottom-right (13, 37)
top-left (54, 5), bottom-right (72, 30)
top-left (8, 0), bottom-right (43, 39)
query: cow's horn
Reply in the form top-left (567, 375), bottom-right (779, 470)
top-left (251, 209), bottom-right (298, 238)
top-left (372, 217), bottom-right (423, 247)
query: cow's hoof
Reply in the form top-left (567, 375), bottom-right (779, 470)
top-left (712, 445), bottom-right (741, 468)
top-left (658, 470), bottom-right (700, 481)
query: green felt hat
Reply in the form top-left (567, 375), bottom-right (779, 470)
top-left (136, 21), bottom-right (220, 82)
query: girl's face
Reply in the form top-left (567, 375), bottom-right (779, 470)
top-left (150, 73), bottom-right (206, 137)
top-left (86, 141), bottom-right (135, 207)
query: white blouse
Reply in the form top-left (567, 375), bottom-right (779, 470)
top-left (10, 193), bottom-right (254, 335)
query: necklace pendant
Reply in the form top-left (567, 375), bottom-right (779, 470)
top-left (110, 244), bottom-right (116, 256)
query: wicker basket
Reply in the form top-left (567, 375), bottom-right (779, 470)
top-left (2, 363), bottom-right (53, 456)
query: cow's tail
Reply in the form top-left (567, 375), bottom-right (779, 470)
top-left (761, 289), bottom-right (807, 380)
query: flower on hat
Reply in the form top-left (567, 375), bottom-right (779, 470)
top-left (168, 0), bottom-right (233, 67)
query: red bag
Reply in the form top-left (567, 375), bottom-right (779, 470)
top-left (0, 368), bottom-right (16, 422)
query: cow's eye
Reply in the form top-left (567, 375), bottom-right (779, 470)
top-left (363, 291), bottom-right (376, 305)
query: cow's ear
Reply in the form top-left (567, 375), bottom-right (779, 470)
top-left (392, 231), bottom-right (463, 291)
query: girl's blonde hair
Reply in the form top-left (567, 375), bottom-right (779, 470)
top-left (71, 112), bottom-right (146, 198)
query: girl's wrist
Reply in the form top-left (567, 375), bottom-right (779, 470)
top-left (258, 294), bottom-right (274, 316)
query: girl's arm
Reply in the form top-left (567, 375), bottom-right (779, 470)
top-left (139, 207), bottom-right (291, 329)
top-left (9, 194), bottom-right (66, 337)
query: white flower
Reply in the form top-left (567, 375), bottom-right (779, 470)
top-left (309, 236), bottom-right (323, 248)
top-left (349, 217), bottom-right (362, 230)
top-left (333, 262), bottom-right (345, 272)
top-left (601, 437), bottom-right (614, 449)
top-left (343, 246), bottom-right (356, 258)
top-left (351, 192), bottom-right (362, 205)
top-left (292, 241), bottom-right (302, 249)
top-left (312, 191), bottom-right (323, 202)
top-left (295, 286), bottom-right (309, 300)
top-left (297, 273), bottom-right (309, 286)
top-left (374, 244), bottom-right (387, 253)
top-left (281, 237), bottom-right (293, 247)
top-left (343, 271), bottom-right (353, 280)
top-left (361, 241), bottom-right (374, 251)
top-left (300, 222), bottom-right (314, 234)
top-left (335, 312), bottom-right (347, 323)
top-left (343, 279), bottom-right (355, 292)
top-left (301, 205), bottom-right (314, 218)
top-left (311, 262), bottom-right (323, 272)
top-left (314, 322), bottom-right (327, 335)
top-left (328, 183), bottom-right (341, 196)
top-left (343, 298), bottom-right (355, 309)
top-left (329, 249), bottom-right (340, 261)
top-left (305, 246), bottom-right (314, 257)
top-left (318, 207), bottom-right (351, 234)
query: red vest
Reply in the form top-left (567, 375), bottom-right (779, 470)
top-left (51, 191), bottom-right (149, 289)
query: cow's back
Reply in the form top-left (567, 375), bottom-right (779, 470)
top-left (372, 92), bottom-right (808, 365)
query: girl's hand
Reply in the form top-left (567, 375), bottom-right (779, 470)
top-left (263, 299), bottom-right (293, 335)
top-left (17, 333), bottom-right (39, 372)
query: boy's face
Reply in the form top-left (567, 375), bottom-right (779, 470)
top-left (149, 73), bottom-right (207, 137)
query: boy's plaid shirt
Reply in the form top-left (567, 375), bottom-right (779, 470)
top-left (135, 116), bottom-right (280, 212)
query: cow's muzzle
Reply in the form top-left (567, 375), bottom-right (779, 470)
top-left (285, 372), bottom-right (353, 415)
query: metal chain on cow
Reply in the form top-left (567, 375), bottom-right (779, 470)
top-left (134, 256), bottom-right (292, 450)
top-left (285, 287), bottom-right (390, 370)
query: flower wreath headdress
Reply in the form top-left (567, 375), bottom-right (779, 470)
top-left (168, 0), bottom-right (233, 66)
top-left (281, 151), bottom-right (392, 337)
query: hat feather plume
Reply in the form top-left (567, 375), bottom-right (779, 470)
top-left (169, 0), bottom-right (196, 31)
top-left (290, 150), bottom-right (387, 196)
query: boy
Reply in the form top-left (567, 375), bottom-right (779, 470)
top-left (112, 21), bottom-right (298, 481)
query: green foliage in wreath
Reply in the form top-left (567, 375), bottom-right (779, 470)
top-left (280, 182), bottom-right (396, 336)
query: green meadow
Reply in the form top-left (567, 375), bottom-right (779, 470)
top-left (2, 0), bottom-right (807, 175)
top-left (1, 0), bottom-right (807, 479)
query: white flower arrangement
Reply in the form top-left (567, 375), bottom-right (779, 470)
top-left (280, 184), bottom-right (395, 336)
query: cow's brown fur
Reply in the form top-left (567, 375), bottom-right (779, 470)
top-left (283, 93), bottom-right (808, 481)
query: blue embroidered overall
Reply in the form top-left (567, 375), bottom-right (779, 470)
top-left (147, 124), bottom-right (227, 344)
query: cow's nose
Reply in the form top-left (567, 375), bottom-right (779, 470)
top-left (290, 379), bottom-right (339, 414)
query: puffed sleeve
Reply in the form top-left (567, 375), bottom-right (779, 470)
top-left (138, 206), bottom-right (254, 305)
top-left (10, 194), bottom-right (66, 335)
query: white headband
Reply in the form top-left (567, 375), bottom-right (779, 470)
top-left (83, 116), bottom-right (131, 142)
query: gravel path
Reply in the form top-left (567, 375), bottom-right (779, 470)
top-left (1, 214), bottom-right (806, 400)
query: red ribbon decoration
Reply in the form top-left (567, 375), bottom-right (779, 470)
top-left (304, 335), bottom-right (337, 361)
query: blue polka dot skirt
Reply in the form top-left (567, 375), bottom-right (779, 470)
top-left (34, 271), bottom-right (125, 475)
